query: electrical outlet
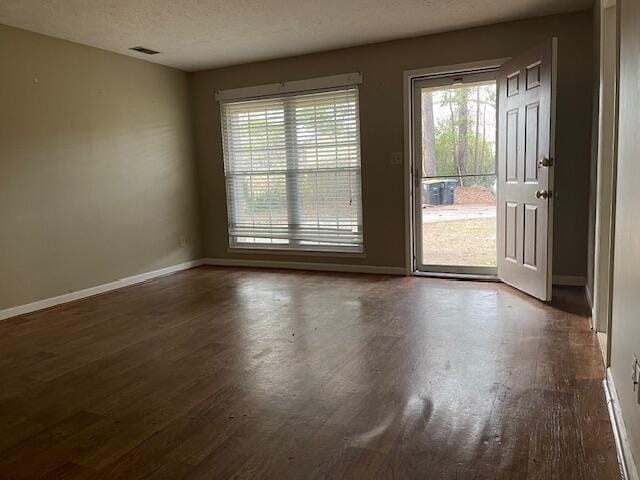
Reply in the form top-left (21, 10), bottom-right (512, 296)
top-left (179, 236), bottom-right (187, 248)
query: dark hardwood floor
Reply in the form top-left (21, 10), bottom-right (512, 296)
top-left (0, 266), bottom-right (620, 479)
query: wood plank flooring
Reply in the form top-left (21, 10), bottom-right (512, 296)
top-left (0, 266), bottom-right (621, 479)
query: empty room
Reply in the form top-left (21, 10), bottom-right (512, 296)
top-left (1, 0), bottom-right (638, 478)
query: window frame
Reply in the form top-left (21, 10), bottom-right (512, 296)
top-left (219, 83), bottom-right (365, 255)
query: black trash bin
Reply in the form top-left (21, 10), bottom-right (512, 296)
top-left (441, 179), bottom-right (457, 205)
top-left (422, 180), bottom-right (442, 205)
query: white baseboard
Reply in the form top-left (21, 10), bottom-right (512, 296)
top-left (202, 258), bottom-right (405, 276)
top-left (552, 274), bottom-right (585, 286)
top-left (0, 259), bottom-right (204, 322)
top-left (605, 368), bottom-right (639, 480)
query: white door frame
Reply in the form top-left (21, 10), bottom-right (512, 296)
top-left (593, 0), bottom-right (619, 365)
top-left (403, 58), bottom-right (510, 276)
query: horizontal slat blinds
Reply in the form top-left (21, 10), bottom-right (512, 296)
top-left (221, 88), bottom-right (363, 251)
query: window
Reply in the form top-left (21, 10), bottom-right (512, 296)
top-left (221, 87), bottom-right (363, 252)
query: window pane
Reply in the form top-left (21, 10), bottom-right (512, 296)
top-left (221, 88), bottom-right (363, 251)
top-left (421, 83), bottom-right (496, 178)
top-left (224, 104), bottom-right (286, 174)
top-left (296, 170), bottom-right (362, 246)
top-left (227, 173), bottom-right (289, 245)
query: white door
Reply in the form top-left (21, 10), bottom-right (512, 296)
top-left (497, 38), bottom-right (557, 301)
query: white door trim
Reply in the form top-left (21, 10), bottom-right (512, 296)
top-left (403, 58), bottom-right (510, 276)
top-left (592, 0), bottom-right (619, 366)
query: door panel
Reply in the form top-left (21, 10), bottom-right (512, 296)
top-left (497, 38), bottom-right (556, 300)
top-left (524, 103), bottom-right (540, 182)
top-left (523, 204), bottom-right (538, 268)
top-left (505, 202), bottom-right (518, 262)
top-left (506, 110), bottom-right (519, 182)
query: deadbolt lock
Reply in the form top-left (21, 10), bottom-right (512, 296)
top-left (535, 189), bottom-right (552, 199)
top-left (539, 157), bottom-right (553, 167)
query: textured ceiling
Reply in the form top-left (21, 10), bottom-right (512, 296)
top-left (0, 0), bottom-right (591, 71)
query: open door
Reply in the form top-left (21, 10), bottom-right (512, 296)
top-left (497, 38), bottom-right (557, 301)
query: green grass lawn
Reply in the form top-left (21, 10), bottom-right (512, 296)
top-left (422, 217), bottom-right (497, 267)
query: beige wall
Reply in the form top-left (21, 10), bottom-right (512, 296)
top-left (0, 11), bottom-right (595, 311)
top-left (0, 25), bottom-right (201, 310)
top-left (192, 11), bottom-right (593, 275)
top-left (610, 0), bottom-right (640, 470)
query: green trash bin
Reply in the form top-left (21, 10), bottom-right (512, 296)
top-left (441, 179), bottom-right (457, 205)
top-left (422, 180), bottom-right (442, 205)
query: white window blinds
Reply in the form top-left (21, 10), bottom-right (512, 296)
top-left (221, 87), bottom-right (363, 251)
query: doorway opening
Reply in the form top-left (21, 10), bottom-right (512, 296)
top-left (406, 42), bottom-right (556, 300)
top-left (412, 70), bottom-right (498, 276)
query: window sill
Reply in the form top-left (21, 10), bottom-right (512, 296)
top-left (227, 246), bottom-right (366, 258)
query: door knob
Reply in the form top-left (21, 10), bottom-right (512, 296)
top-left (535, 189), bottom-right (552, 199)
top-left (539, 157), bottom-right (553, 167)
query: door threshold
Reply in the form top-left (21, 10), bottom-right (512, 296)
top-left (412, 271), bottom-right (501, 282)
